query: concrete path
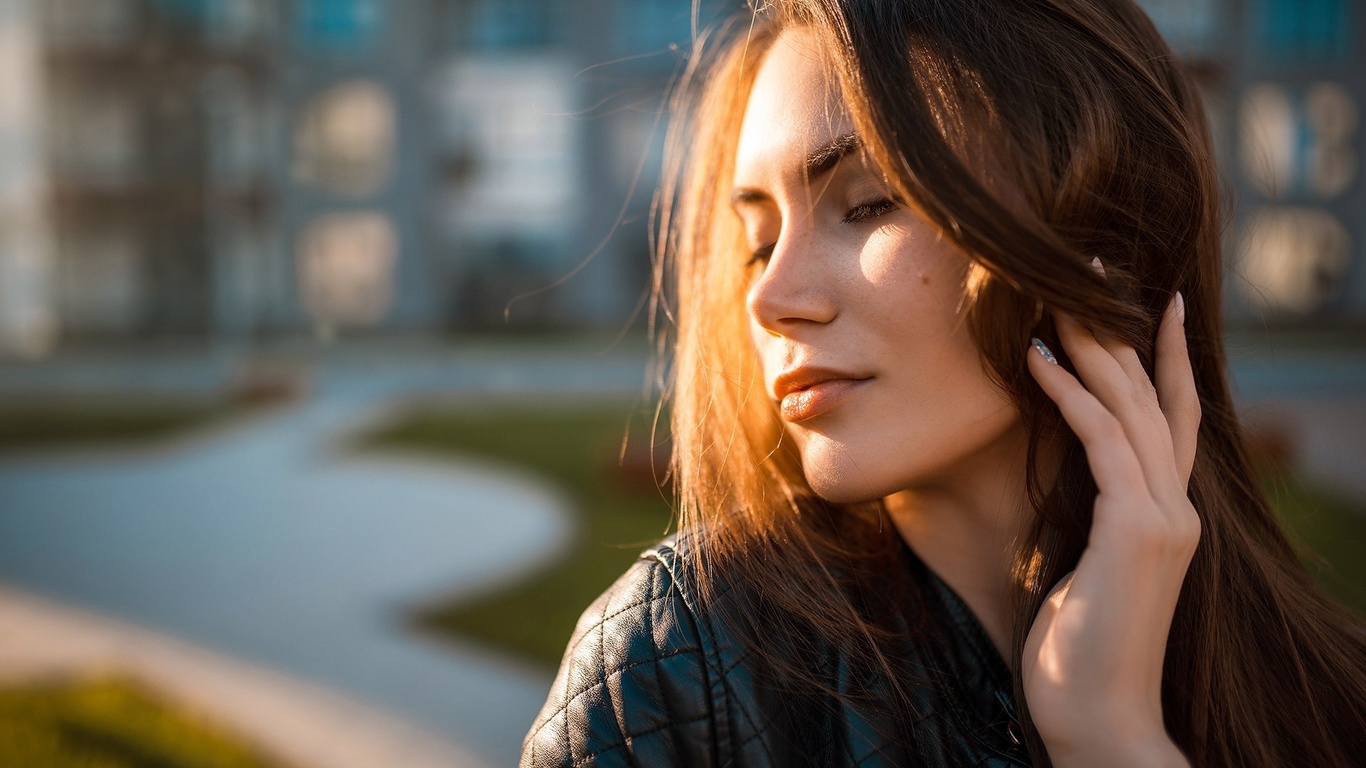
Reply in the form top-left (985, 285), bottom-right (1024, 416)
top-left (0, 344), bottom-right (654, 767)
top-left (0, 585), bottom-right (490, 768)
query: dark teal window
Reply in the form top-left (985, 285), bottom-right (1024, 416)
top-left (295, 0), bottom-right (383, 50)
top-left (460, 0), bottom-right (555, 51)
top-left (616, 0), bottom-right (693, 55)
top-left (1258, 0), bottom-right (1353, 62)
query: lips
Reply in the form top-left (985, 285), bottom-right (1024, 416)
top-left (773, 367), bottom-right (873, 422)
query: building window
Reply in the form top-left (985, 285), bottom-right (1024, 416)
top-left (615, 0), bottom-right (691, 56)
top-left (297, 211), bottom-right (397, 330)
top-left (293, 79), bottom-right (396, 197)
top-left (1257, 0), bottom-right (1352, 62)
top-left (1240, 81), bottom-right (1358, 200)
top-left (1239, 207), bottom-right (1351, 315)
top-left (295, 0), bottom-right (381, 50)
top-left (202, 0), bottom-right (277, 44)
top-left (1135, 0), bottom-right (1223, 56)
top-left (433, 59), bottom-right (577, 239)
top-left (460, 0), bottom-right (554, 51)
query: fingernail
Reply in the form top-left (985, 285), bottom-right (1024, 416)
top-left (1175, 291), bottom-right (1186, 325)
top-left (1089, 257), bottom-right (1106, 277)
top-left (1031, 337), bottom-right (1058, 365)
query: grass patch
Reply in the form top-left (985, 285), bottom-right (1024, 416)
top-left (363, 403), bottom-right (1366, 668)
top-left (0, 674), bottom-right (293, 768)
top-left (361, 402), bottom-right (672, 668)
top-left (1265, 473), bottom-right (1366, 617)
top-left (0, 398), bottom-right (244, 455)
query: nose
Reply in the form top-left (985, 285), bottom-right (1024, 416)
top-left (745, 224), bottom-right (839, 335)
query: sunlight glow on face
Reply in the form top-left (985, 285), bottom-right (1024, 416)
top-left (732, 28), bottom-right (1021, 504)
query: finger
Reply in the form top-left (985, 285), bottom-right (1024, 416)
top-left (1054, 312), bottom-right (1179, 496)
top-left (1087, 258), bottom-right (1152, 387)
top-left (1086, 322), bottom-right (1150, 398)
top-left (1054, 311), bottom-right (1138, 399)
top-left (1027, 337), bottom-right (1150, 500)
top-left (1154, 292), bottom-right (1200, 488)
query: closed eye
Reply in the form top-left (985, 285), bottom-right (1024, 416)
top-left (746, 242), bottom-right (775, 268)
top-left (842, 197), bottom-right (899, 224)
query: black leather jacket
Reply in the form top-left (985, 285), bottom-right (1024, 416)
top-left (522, 536), bottom-right (1032, 767)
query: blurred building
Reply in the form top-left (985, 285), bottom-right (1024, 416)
top-left (25, 0), bottom-right (436, 347)
top-left (0, 0), bottom-right (709, 354)
top-left (0, 0), bottom-right (1361, 356)
top-left (1141, 0), bottom-right (1364, 324)
top-left (0, 0), bottom-right (55, 356)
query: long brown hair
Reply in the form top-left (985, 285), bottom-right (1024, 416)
top-left (653, 1), bottom-right (1366, 765)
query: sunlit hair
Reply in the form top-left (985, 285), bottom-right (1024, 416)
top-left (651, 0), bottom-right (1366, 765)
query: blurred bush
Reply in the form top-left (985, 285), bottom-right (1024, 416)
top-left (0, 397), bottom-right (245, 455)
top-left (0, 674), bottom-right (292, 768)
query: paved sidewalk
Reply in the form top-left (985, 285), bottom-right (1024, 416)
top-left (0, 398), bottom-right (574, 766)
top-left (0, 346), bottom-right (654, 766)
top-left (0, 585), bottom-right (492, 768)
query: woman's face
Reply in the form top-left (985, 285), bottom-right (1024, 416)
top-left (733, 28), bottom-right (1023, 503)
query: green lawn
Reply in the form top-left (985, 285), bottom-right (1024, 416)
top-left (0, 675), bottom-right (293, 768)
top-left (1265, 474), bottom-right (1366, 616)
top-left (360, 402), bottom-right (674, 667)
top-left (0, 397), bottom-right (245, 455)
top-left (361, 403), bottom-right (1366, 669)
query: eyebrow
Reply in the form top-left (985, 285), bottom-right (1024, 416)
top-left (804, 132), bottom-right (861, 179)
top-left (731, 132), bottom-right (862, 206)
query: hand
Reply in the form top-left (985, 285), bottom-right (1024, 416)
top-left (1021, 292), bottom-right (1200, 768)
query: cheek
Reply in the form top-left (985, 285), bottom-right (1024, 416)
top-left (864, 266), bottom-right (973, 361)
top-left (858, 228), bottom-right (969, 311)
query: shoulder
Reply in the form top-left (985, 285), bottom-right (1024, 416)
top-left (521, 536), bottom-right (724, 767)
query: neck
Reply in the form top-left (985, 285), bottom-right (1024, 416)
top-left (884, 420), bottom-right (1033, 664)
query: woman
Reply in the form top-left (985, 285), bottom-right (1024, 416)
top-left (524, 1), bottom-right (1366, 765)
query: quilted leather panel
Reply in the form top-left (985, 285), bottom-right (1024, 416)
top-left (523, 546), bottom-right (714, 767)
top-left (521, 538), bottom-right (1032, 767)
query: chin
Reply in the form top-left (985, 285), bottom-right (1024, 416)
top-left (809, 484), bottom-right (882, 505)
top-left (800, 445), bottom-right (901, 505)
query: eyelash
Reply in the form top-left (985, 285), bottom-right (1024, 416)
top-left (841, 197), bottom-right (899, 224)
top-left (746, 197), bottom-right (898, 267)
top-left (745, 243), bottom-right (775, 268)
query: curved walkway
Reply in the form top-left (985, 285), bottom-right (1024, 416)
top-left (0, 345), bottom-right (652, 767)
top-left (0, 585), bottom-right (490, 768)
